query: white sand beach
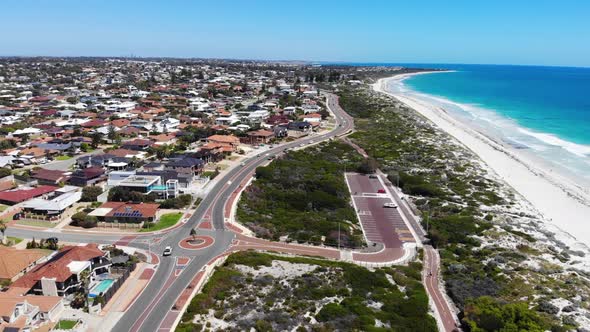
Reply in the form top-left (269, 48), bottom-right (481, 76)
top-left (373, 74), bottom-right (590, 252)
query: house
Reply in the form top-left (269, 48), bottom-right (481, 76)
top-left (88, 202), bottom-right (160, 224)
top-left (0, 186), bottom-right (57, 205)
top-left (115, 174), bottom-right (179, 198)
top-left (30, 169), bottom-right (70, 185)
top-left (21, 187), bottom-right (82, 219)
top-left (0, 293), bottom-right (63, 331)
top-left (10, 244), bottom-right (111, 297)
top-left (205, 135), bottom-right (240, 152)
top-left (121, 138), bottom-right (154, 151)
top-left (246, 129), bottom-right (275, 144)
top-left (67, 166), bottom-right (105, 186)
top-left (164, 157), bottom-right (204, 176)
top-left (0, 247), bottom-right (50, 283)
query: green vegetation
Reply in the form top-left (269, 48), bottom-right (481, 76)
top-left (0, 204), bottom-right (7, 213)
top-left (108, 188), bottom-right (193, 209)
top-left (141, 212), bottom-right (182, 232)
top-left (16, 219), bottom-right (57, 228)
top-left (178, 251), bottom-right (437, 332)
top-left (80, 186), bottom-right (103, 202)
top-left (237, 141), bottom-right (364, 247)
top-left (5, 236), bottom-right (22, 245)
top-left (55, 319), bottom-right (78, 330)
top-left (337, 86), bottom-right (570, 330)
top-left (55, 155), bottom-right (72, 161)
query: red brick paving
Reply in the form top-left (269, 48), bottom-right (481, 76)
top-left (114, 235), bottom-right (137, 246)
top-left (224, 222), bottom-right (244, 233)
top-left (197, 220), bottom-right (212, 229)
top-left (178, 236), bottom-right (215, 250)
top-left (158, 310), bottom-right (179, 331)
top-left (174, 271), bottom-right (204, 309)
top-left (232, 234), bottom-right (341, 260)
top-left (139, 268), bottom-right (155, 280)
top-left (176, 257), bottom-right (190, 265)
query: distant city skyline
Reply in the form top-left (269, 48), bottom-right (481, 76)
top-left (1, 0), bottom-right (589, 67)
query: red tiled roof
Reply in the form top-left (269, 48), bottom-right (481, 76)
top-left (247, 129), bottom-right (274, 137)
top-left (31, 169), bottom-right (69, 182)
top-left (100, 202), bottom-right (160, 218)
top-left (0, 185), bottom-right (57, 204)
top-left (81, 119), bottom-right (108, 128)
top-left (11, 244), bottom-right (105, 289)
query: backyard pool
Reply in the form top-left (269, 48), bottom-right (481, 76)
top-left (89, 279), bottom-right (114, 297)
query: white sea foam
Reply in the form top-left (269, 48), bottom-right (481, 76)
top-left (392, 77), bottom-right (590, 177)
top-left (516, 127), bottom-right (590, 157)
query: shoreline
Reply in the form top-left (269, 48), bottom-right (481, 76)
top-left (373, 73), bottom-right (590, 249)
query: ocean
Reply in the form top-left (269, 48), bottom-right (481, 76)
top-left (373, 63), bottom-right (590, 181)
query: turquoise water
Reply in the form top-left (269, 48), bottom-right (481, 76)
top-left (379, 64), bottom-right (590, 180)
top-left (90, 279), bottom-right (114, 297)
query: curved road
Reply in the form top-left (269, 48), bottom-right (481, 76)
top-left (6, 93), bottom-right (354, 332)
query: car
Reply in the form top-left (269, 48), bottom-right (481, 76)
top-left (369, 174), bottom-right (378, 179)
top-left (377, 189), bottom-right (386, 194)
top-left (383, 202), bottom-right (398, 208)
top-left (267, 155), bottom-right (275, 160)
top-left (46, 237), bottom-right (59, 244)
top-left (163, 246), bottom-right (172, 256)
top-left (240, 162), bottom-right (246, 167)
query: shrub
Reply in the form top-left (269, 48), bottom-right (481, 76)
top-left (81, 186), bottom-right (103, 202)
top-left (71, 211), bottom-right (88, 226)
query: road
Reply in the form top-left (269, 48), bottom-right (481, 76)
top-left (6, 93), bottom-right (354, 332)
top-left (7, 93), bottom-right (458, 331)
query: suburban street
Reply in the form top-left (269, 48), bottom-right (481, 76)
top-left (5, 93), bottom-right (456, 332)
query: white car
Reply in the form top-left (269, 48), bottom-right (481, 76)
top-left (163, 246), bottom-right (173, 256)
top-left (383, 203), bottom-right (398, 208)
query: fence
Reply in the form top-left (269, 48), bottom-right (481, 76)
top-left (92, 262), bottom-right (136, 307)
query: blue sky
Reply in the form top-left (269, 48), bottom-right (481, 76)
top-left (1, 0), bottom-right (589, 67)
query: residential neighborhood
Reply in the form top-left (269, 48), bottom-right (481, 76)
top-left (0, 58), bottom-right (348, 331)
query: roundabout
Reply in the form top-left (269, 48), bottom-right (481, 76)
top-left (179, 235), bottom-right (215, 250)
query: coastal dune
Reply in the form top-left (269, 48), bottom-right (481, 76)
top-left (373, 74), bottom-right (590, 251)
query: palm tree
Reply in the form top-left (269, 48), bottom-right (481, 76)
top-left (78, 269), bottom-right (91, 311)
top-left (190, 228), bottom-right (197, 241)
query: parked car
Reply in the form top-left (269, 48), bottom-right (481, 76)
top-left (377, 189), bottom-right (386, 194)
top-left (369, 174), bottom-right (378, 179)
top-left (163, 246), bottom-right (172, 256)
top-left (383, 202), bottom-right (398, 208)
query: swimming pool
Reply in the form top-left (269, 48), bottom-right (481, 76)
top-left (89, 279), bottom-right (114, 297)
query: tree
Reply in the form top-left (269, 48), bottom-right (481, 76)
top-left (357, 158), bottom-right (378, 174)
top-left (91, 132), bottom-right (102, 148)
top-left (81, 186), bottom-right (103, 202)
top-left (79, 269), bottom-right (91, 311)
top-left (0, 167), bottom-right (11, 179)
top-left (190, 228), bottom-right (197, 240)
top-left (0, 221), bottom-right (6, 245)
top-left (107, 125), bottom-right (118, 141)
top-left (71, 211), bottom-right (88, 226)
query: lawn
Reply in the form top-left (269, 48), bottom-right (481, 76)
top-left (6, 236), bottom-right (23, 245)
top-left (55, 319), bottom-right (77, 330)
top-left (140, 212), bottom-right (182, 232)
top-left (0, 204), bottom-right (7, 212)
top-left (55, 155), bottom-right (73, 161)
top-left (16, 219), bottom-right (57, 228)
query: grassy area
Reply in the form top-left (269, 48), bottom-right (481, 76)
top-left (55, 319), bottom-right (77, 330)
top-left (16, 219), bottom-right (57, 228)
top-left (0, 204), bottom-right (7, 212)
top-left (55, 155), bottom-right (73, 161)
top-left (6, 236), bottom-right (23, 245)
top-left (237, 141), bottom-right (365, 247)
top-left (140, 212), bottom-right (182, 232)
top-left (177, 251), bottom-right (436, 332)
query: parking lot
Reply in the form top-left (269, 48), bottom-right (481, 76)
top-left (345, 173), bottom-right (415, 248)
